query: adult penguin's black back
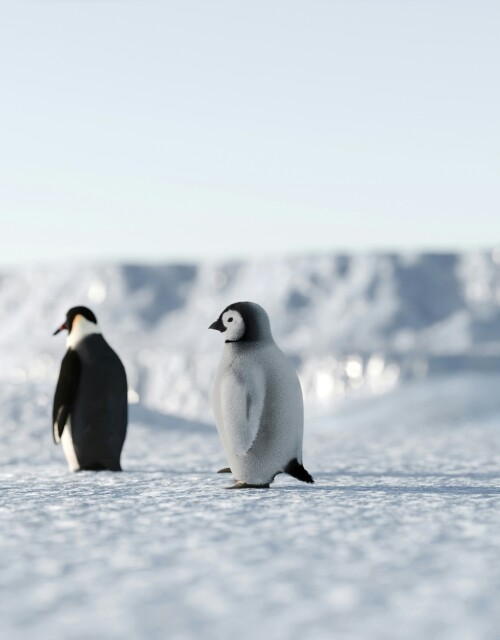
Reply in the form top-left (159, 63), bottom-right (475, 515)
top-left (53, 306), bottom-right (128, 471)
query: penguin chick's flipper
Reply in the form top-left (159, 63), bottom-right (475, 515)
top-left (52, 349), bottom-right (81, 444)
top-left (217, 467), bottom-right (232, 474)
top-left (221, 371), bottom-right (265, 456)
top-left (284, 458), bottom-right (314, 484)
top-left (225, 482), bottom-right (270, 489)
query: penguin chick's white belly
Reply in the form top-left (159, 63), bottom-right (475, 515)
top-left (61, 417), bottom-right (80, 472)
top-left (213, 343), bottom-right (304, 485)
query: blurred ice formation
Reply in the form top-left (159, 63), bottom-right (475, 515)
top-left (1, 251), bottom-right (499, 421)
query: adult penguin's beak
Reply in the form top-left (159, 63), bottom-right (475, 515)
top-left (53, 321), bottom-right (68, 336)
top-left (209, 317), bottom-right (225, 332)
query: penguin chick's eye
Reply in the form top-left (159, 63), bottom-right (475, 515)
top-left (227, 317), bottom-right (233, 322)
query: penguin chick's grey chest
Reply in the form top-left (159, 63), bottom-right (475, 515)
top-left (210, 301), bottom-right (314, 488)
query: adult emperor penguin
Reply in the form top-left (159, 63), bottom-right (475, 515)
top-left (52, 306), bottom-right (128, 471)
top-left (210, 301), bottom-right (314, 489)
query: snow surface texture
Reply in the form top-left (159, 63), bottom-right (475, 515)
top-left (1, 375), bottom-right (500, 640)
top-left (1, 252), bottom-right (500, 639)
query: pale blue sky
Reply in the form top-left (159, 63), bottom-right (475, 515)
top-left (1, 0), bottom-right (499, 265)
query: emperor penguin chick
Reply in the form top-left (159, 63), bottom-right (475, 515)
top-left (210, 301), bottom-right (314, 489)
top-left (52, 306), bottom-right (128, 471)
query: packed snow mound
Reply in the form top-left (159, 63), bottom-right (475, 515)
top-left (1, 250), bottom-right (500, 420)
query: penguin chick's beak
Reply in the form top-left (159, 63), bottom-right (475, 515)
top-left (53, 321), bottom-right (68, 336)
top-left (209, 318), bottom-right (225, 332)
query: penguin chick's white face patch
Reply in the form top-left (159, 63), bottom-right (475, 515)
top-left (66, 315), bottom-right (101, 349)
top-left (222, 310), bottom-right (245, 342)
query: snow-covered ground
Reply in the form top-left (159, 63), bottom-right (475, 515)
top-left (1, 374), bottom-right (500, 640)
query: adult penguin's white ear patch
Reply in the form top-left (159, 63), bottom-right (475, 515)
top-left (66, 316), bottom-right (101, 349)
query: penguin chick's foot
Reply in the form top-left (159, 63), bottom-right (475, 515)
top-left (283, 458), bottom-right (314, 484)
top-left (217, 467), bottom-right (232, 474)
top-left (225, 481), bottom-right (270, 489)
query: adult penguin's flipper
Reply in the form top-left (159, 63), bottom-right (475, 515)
top-left (52, 349), bottom-right (81, 444)
top-left (284, 458), bottom-right (314, 484)
top-left (54, 405), bottom-right (70, 443)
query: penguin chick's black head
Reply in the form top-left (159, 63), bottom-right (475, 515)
top-left (53, 306), bottom-right (97, 336)
top-left (209, 301), bottom-right (272, 343)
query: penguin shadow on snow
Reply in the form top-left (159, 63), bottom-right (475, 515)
top-left (296, 471), bottom-right (500, 496)
top-left (128, 403), bottom-right (210, 434)
top-left (126, 404), bottom-right (225, 476)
